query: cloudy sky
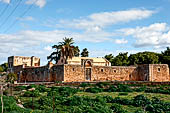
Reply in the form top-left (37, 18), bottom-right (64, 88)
top-left (0, 0), bottom-right (170, 65)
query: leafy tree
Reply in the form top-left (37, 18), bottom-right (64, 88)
top-left (104, 54), bottom-right (114, 63)
top-left (0, 66), bottom-right (3, 72)
top-left (81, 48), bottom-right (89, 57)
top-left (7, 73), bottom-right (17, 83)
top-left (1, 63), bottom-right (8, 72)
top-left (0, 63), bottom-right (8, 72)
top-left (159, 47), bottom-right (170, 66)
top-left (47, 45), bottom-right (61, 64)
top-left (112, 52), bottom-right (129, 66)
top-left (74, 46), bottom-right (80, 57)
top-left (128, 52), bottom-right (160, 65)
top-left (47, 37), bottom-right (76, 64)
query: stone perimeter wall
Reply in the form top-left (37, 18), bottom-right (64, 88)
top-left (64, 65), bottom-right (140, 82)
top-left (64, 64), bottom-right (170, 82)
top-left (15, 65), bottom-right (64, 82)
top-left (13, 64), bottom-right (170, 83)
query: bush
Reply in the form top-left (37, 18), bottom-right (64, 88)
top-left (118, 92), bottom-right (128, 96)
top-left (23, 90), bottom-right (40, 97)
top-left (110, 103), bottom-right (128, 113)
top-left (86, 87), bottom-right (103, 93)
top-left (116, 84), bottom-right (133, 92)
top-left (96, 82), bottom-right (110, 88)
top-left (134, 86), bottom-right (146, 92)
top-left (0, 96), bottom-right (32, 112)
top-left (133, 95), bottom-right (151, 107)
top-left (15, 86), bottom-right (27, 91)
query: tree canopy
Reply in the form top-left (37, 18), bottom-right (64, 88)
top-left (104, 47), bottom-right (170, 66)
top-left (81, 48), bottom-right (89, 57)
top-left (47, 37), bottom-right (80, 64)
top-left (0, 63), bottom-right (8, 72)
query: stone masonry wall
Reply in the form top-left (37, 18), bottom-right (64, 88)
top-left (136, 65), bottom-right (150, 81)
top-left (63, 65), bottom-right (139, 82)
top-left (149, 64), bottom-right (170, 82)
top-left (18, 65), bottom-right (64, 82)
top-left (92, 66), bottom-right (137, 81)
top-left (64, 64), bottom-right (85, 82)
top-left (13, 64), bottom-right (170, 83)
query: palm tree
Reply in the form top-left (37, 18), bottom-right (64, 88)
top-left (47, 37), bottom-right (76, 64)
top-left (59, 37), bottom-right (75, 64)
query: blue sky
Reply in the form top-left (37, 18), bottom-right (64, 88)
top-left (0, 0), bottom-right (170, 65)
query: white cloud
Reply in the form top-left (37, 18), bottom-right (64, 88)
top-left (44, 46), bottom-right (52, 51)
top-left (119, 23), bottom-right (170, 48)
top-left (0, 0), bottom-right (10, 4)
top-left (0, 29), bottom-right (116, 64)
top-left (115, 38), bottom-right (128, 44)
top-left (26, 0), bottom-right (46, 8)
top-left (58, 9), bottom-right (155, 32)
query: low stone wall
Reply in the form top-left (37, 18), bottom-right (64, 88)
top-left (18, 65), bottom-right (64, 82)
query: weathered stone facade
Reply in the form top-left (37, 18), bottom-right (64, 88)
top-left (8, 56), bottom-right (40, 73)
top-left (8, 56), bottom-right (170, 82)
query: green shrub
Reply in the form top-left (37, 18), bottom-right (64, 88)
top-left (23, 90), bottom-right (40, 97)
top-left (133, 95), bottom-right (151, 107)
top-left (0, 96), bottom-right (32, 112)
top-left (86, 87), bottom-right (103, 93)
top-left (118, 92), bottom-right (128, 96)
top-left (110, 103), bottom-right (128, 113)
top-left (106, 85), bottom-right (117, 92)
top-left (116, 84), bottom-right (133, 92)
top-left (96, 82), bottom-right (110, 88)
top-left (134, 86), bottom-right (146, 92)
top-left (15, 86), bottom-right (27, 91)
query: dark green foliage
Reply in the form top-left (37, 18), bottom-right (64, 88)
top-left (81, 48), bottom-right (89, 57)
top-left (145, 87), bottom-right (170, 94)
top-left (112, 52), bottom-right (129, 66)
top-left (48, 87), bottom-right (79, 97)
top-left (104, 47), bottom-right (170, 66)
top-left (106, 85), bottom-right (117, 92)
top-left (96, 82), bottom-right (110, 88)
top-left (135, 109), bottom-right (145, 113)
top-left (26, 84), bottom-right (38, 89)
top-left (0, 63), bottom-right (8, 72)
top-left (134, 86), bottom-right (146, 92)
top-left (79, 82), bottom-right (91, 88)
top-left (118, 92), bottom-right (128, 96)
top-left (104, 54), bottom-right (114, 63)
top-left (106, 84), bottom-right (132, 92)
top-left (110, 103), bottom-right (128, 113)
top-left (23, 90), bottom-right (40, 97)
top-left (0, 96), bottom-right (32, 112)
top-left (133, 95), bottom-right (151, 107)
top-left (15, 86), bottom-right (27, 91)
top-left (86, 87), bottom-right (103, 93)
top-left (112, 97), bottom-right (132, 105)
top-left (128, 52), bottom-right (160, 65)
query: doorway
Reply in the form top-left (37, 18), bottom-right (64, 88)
top-left (85, 68), bottom-right (91, 80)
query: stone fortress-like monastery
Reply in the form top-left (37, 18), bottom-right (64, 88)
top-left (8, 56), bottom-right (170, 83)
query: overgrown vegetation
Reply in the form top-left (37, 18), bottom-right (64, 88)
top-left (1, 83), bottom-right (170, 113)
